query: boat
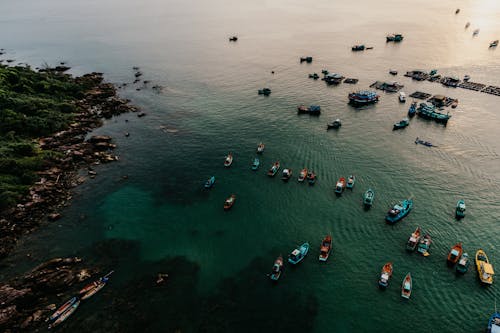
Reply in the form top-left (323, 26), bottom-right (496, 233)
top-left (81, 280), bottom-right (107, 300)
top-left (473, 29), bottom-right (480, 36)
top-left (456, 253), bottom-right (470, 274)
top-left (389, 70), bottom-right (398, 75)
top-left (401, 273), bottom-right (412, 299)
top-left (363, 189), bottom-right (375, 208)
top-left (385, 199), bottom-right (413, 224)
top-left (406, 227), bottom-right (422, 252)
top-left (224, 153), bottom-right (233, 167)
top-left (455, 8), bottom-right (460, 14)
top-left (258, 88), bottom-right (271, 95)
top-left (490, 40), bottom-right (499, 48)
top-left (463, 75), bottom-right (470, 81)
top-left (487, 311), bottom-right (500, 333)
top-left (297, 105), bottom-right (321, 115)
top-left (378, 262), bottom-right (393, 289)
top-left (327, 119), bottom-right (342, 129)
top-left (48, 299), bottom-right (80, 329)
top-left (223, 194), bottom-right (236, 210)
top-left (270, 255), bottom-right (284, 281)
top-left (78, 271), bottom-right (113, 296)
top-left (318, 235), bottom-right (332, 262)
top-left (352, 44), bottom-right (365, 51)
top-left (387, 34), bottom-right (404, 42)
top-left (417, 234), bottom-right (432, 256)
top-left (393, 118), bottom-right (409, 130)
top-left (455, 199), bottom-right (466, 218)
top-left (334, 177), bottom-right (346, 195)
top-left (447, 242), bottom-right (463, 265)
top-left (251, 158), bottom-right (260, 171)
top-left (429, 69), bottom-right (438, 76)
top-left (415, 137), bottom-right (434, 147)
top-left (267, 161), bottom-right (280, 177)
top-left (346, 175), bottom-right (355, 189)
top-left (204, 176), bottom-right (215, 189)
top-left (298, 168), bottom-right (308, 182)
top-left (288, 243), bottom-right (310, 264)
top-left (307, 171), bottom-right (316, 185)
top-left (47, 296), bottom-right (78, 322)
top-left (229, 36), bottom-right (238, 42)
top-left (324, 73), bottom-right (344, 84)
top-left (476, 249), bottom-right (494, 285)
top-left (257, 143), bottom-right (265, 154)
top-left (348, 90), bottom-right (379, 105)
top-left (398, 92), bottom-right (406, 103)
top-left (281, 168), bottom-right (292, 181)
top-left (308, 73), bottom-right (320, 80)
top-left (465, 22), bottom-right (470, 29)
top-left (417, 102), bottom-right (451, 124)
top-left (451, 100), bottom-right (458, 108)
top-left (300, 56), bottom-right (313, 63)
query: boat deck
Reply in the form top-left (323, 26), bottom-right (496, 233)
top-left (343, 78), bottom-right (358, 84)
top-left (370, 81), bottom-right (404, 92)
top-left (409, 91), bottom-right (432, 99)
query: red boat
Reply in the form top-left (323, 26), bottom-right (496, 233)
top-left (224, 194), bottom-right (236, 210)
top-left (335, 177), bottom-right (346, 194)
top-left (319, 235), bottom-right (332, 261)
top-left (224, 153), bottom-right (233, 167)
top-left (298, 168), bottom-right (308, 182)
top-left (378, 262), bottom-right (393, 289)
top-left (447, 242), bottom-right (463, 265)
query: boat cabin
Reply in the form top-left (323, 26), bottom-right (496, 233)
top-left (290, 249), bottom-right (301, 261)
top-left (450, 249), bottom-right (460, 261)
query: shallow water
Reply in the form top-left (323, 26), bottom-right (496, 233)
top-left (1, 0), bottom-right (500, 331)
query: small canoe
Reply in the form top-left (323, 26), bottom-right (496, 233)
top-left (257, 143), bottom-right (265, 154)
top-left (47, 296), bottom-right (78, 322)
top-left (447, 242), bottom-right (463, 265)
top-left (415, 137), bottom-right (433, 147)
top-left (406, 226), bottom-right (422, 252)
top-left (456, 199), bottom-right (466, 218)
top-left (281, 168), bottom-right (292, 182)
top-left (307, 171), bottom-right (316, 185)
top-left (204, 176), bottom-right (215, 189)
top-left (417, 234), bottom-right (432, 256)
top-left (251, 158), bottom-right (260, 171)
top-left (378, 262), bottom-right (393, 289)
top-left (267, 161), bottom-right (280, 177)
top-left (318, 235), bottom-right (332, 262)
top-left (270, 255), bottom-right (284, 281)
top-left (223, 194), bottom-right (236, 210)
top-left (476, 249), bottom-right (494, 285)
top-left (288, 243), bottom-right (309, 265)
top-left (346, 175), bottom-right (355, 189)
top-left (363, 189), bottom-right (375, 208)
top-left (298, 168), bottom-right (308, 182)
top-left (48, 299), bottom-right (80, 329)
top-left (224, 153), bottom-right (233, 167)
top-left (401, 273), bottom-right (412, 299)
top-left (456, 253), bottom-right (470, 274)
top-left (335, 177), bottom-right (346, 194)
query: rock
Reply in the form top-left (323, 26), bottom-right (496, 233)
top-left (0, 305), bottom-right (18, 326)
top-left (88, 135), bottom-right (112, 144)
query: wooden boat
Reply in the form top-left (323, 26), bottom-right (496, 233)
top-left (348, 90), bottom-right (379, 105)
top-left (487, 311), bottom-right (500, 333)
top-left (385, 199), bottom-right (413, 224)
top-left (406, 226), bottom-right (422, 252)
top-left (258, 88), bottom-right (271, 95)
top-left (270, 255), bottom-right (283, 281)
top-left (224, 153), bottom-right (233, 167)
top-left (335, 177), bottom-right (346, 195)
top-left (455, 199), bottom-right (466, 218)
top-left (378, 262), bottom-right (393, 289)
top-left (393, 118), bottom-right (409, 130)
top-left (327, 119), bottom-right (342, 129)
top-left (47, 296), bottom-right (78, 322)
top-left (81, 281), bottom-right (107, 300)
top-left (476, 249), bottom-right (494, 285)
top-left (417, 103), bottom-right (451, 124)
top-left (346, 175), bottom-right (355, 189)
top-left (387, 34), bottom-right (404, 42)
top-left (363, 189), bottom-right (375, 208)
top-left (447, 242), bottom-right (463, 265)
top-left (352, 44), bottom-right (365, 51)
top-left (48, 299), bottom-right (80, 329)
top-left (298, 168), bottom-right (308, 182)
top-left (415, 137), bottom-right (434, 147)
top-left (300, 56), bottom-right (313, 63)
top-left (298, 105), bottom-right (321, 115)
top-left (389, 70), bottom-right (398, 75)
top-left (281, 168), bottom-right (292, 181)
top-left (79, 271), bottom-right (113, 295)
top-left (465, 22), bottom-right (470, 29)
top-left (401, 273), bottom-right (412, 299)
top-left (324, 73), bottom-right (344, 85)
top-left (417, 233), bottom-right (432, 256)
top-left (251, 158), bottom-right (260, 171)
top-left (490, 40), bottom-right (499, 48)
top-left (267, 161), bottom-right (280, 177)
top-left (455, 8), bottom-right (460, 14)
top-left (288, 243), bottom-right (309, 264)
top-left (307, 171), bottom-right (316, 185)
top-left (318, 235), bottom-right (332, 262)
top-left (408, 101), bottom-right (417, 117)
top-left (398, 92), bottom-right (406, 103)
top-left (204, 176), bottom-right (215, 189)
top-left (456, 253), bottom-right (470, 274)
top-left (223, 194), bottom-right (236, 210)
top-left (257, 143), bottom-right (265, 154)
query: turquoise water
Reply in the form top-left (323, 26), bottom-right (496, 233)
top-left (1, 0), bottom-right (500, 331)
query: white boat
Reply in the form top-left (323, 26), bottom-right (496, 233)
top-left (399, 92), bottom-right (406, 103)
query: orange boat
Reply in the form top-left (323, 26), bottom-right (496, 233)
top-left (335, 177), bottom-right (346, 194)
top-left (447, 242), bottom-right (463, 265)
top-left (318, 235), bottom-right (332, 261)
top-left (378, 262), bottom-right (393, 289)
top-left (298, 168), bottom-right (308, 182)
top-left (224, 194), bottom-right (236, 210)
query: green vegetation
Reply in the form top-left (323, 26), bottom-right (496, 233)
top-left (0, 65), bottom-right (91, 209)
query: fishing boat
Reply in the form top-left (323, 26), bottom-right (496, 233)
top-left (490, 40), bottom-right (499, 48)
top-left (389, 69), bottom-right (398, 75)
top-left (47, 296), bottom-right (78, 322)
top-left (393, 118), bottom-right (409, 130)
top-left (307, 171), bottom-right (316, 185)
top-left (223, 194), bottom-right (236, 210)
top-left (473, 29), bottom-right (480, 36)
top-left (476, 249), bottom-right (494, 285)
top-left (406, 226), bottom-right (422, 252)
top-left (415, 137), bottom-right (434, 147)
top-left (224, 153), bottom-right (233, 167)
top-left (48, 299), bottom-right (81, 329)
top-left (417, 102), bottom-right (451, 124)
top-left (258, 88), bottom-right (271, 95)
top-left (257, 143), bottom-right (265, 154)
top-left (251, 158), bottom-right (260, 171)
top-left (281, 168), bottom-right (292, 181)
top-left (270, 255), bottom-right (283, 281)
top-left (334, 177), bottom-right (346, 195)
top-left (363, 189), bottom-right (375, 208)
top-left (378, 262), bottom-right (393, 289)
top-left (387, 34), bottom-right (404, 42)
top-left (348, 90), bottom-right (379, 105)
top-left (465, 22), bottom-right (470, 29)
top-left (288, 243), bottom-right (310, 265)
top-left (456, 253), bottom-right (470, 274)
top-left (324, 73), bottom-right (344, 85)
top-left (463, 75), bottom-right (471, 81)
top-left (447, 242), bottom-right (463, 265)
top-left (352, 44), bottom-right (365, 51)
top-left (267, 161), bottom-right (280, 177)
top-left (385, 199), bottom-right (413, 224)
top-left (318, 235), bottom-right (332, 262)
top-left (327, 119), bottom-right (342, 129)
top-left (298, 168), bottom-right (308, 182)
top-left (456, 199), bottom-right (466, 218)
top-left (81, 280), bottom-right (107, 300)
top-left (401, 273), bottom-right (412, 299)
top-left (297, 105), bottom-right (321, 115)
top-left (417, 234), bottom-right (432, 256)
top-left (455, 8), bottom-right (460, 14)
top-left (408, 101), bottom-right (417, 117)
top-left (300, 56), bottom-right (313, 63)
top-left (346, 175), bottom-right (355, 189)
top-left (229, 36), bottom-right (238, 42)
top-left (204, 176), bottom-right (215, 189)
top-left (487, 311), bottom-right (500, 333)
top-left (398, 92), bottom-right (406, 103)
top-left (78, 271), bottom-right (113, 295)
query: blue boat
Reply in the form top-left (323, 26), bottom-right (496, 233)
top-left (204, 176), bottom-right (215, 189)
top-left (348, 90), bottom-right (379, 105)
top-left (408, 101), bottom-right (417, 117)
top-left (288, 243), bottom-right (309, 265)
top-left (415, 137), bottom-right (434, 147)
top-left (346, 175), bottom-right (355, 189)
top-left (487, 311), bottom-right (500, 333)
top-left (385, 199), bottom-right (413, 224)
top-left (251, 158), bottom-right (260, 171)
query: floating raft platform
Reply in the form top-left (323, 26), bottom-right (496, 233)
top-left (409, 91), bottom-right (432, 99)
top-left (427, 95), bottom-right (457, 107)
top-left (482, 86), bottom-right (500, 96)
top-left (405, 71), bottom-right (429, 81)
top-left (370, 81), bottom-right (404, 92)
top-left (343, 78), bottom-right (358, 84)
top-left (459, 81), bottom-right (486, 91)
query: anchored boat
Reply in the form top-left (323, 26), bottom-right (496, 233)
top-left (319, 235), bottom-right (332, 262)
top-left (476, 249), bottom-right (494, 285)
top-left (490, 40), bottom-right (499, 48)
top-left (47, 296), bottom-right (78, 323)
top-left (48, 299), bottom-right (80, 329)
top-left (298, 168), bottom-right (308, 182)
top-left (393, 118), bottom-right (409, 130)
top-left (417, 103), bottom-right (451, 124)
top-left (335, 177), bottom-right (346, 195)
top-left (387, 34), bottom-right (404, 42)
top-left (408, 101), bottom-right (417, 117)
top-left (307, 171), bottom-right (316, 185)
top-left (258, 88), bottom-right (271, 95)
top-left (401, 273), bottom-right (412, 299)
top-left (415, 137), bottom-right (434, 147)
top-left (270, 255), bottom-right (284, 281)
top-left (348, 90), bottom-right (379, 105)
top-left (257, 143), bottom-right (265, 154)
top-left (417, 234), bottom-right (432, 256)
top-left (363, 189), bottom-right (375, 208)
top-left (281, 168), bottom-right (292, 182)
top-left (385, 199), bottom-right (413, 224)
top-left (352, 44), bottom-right (365, 51)
top-left (205, 176), bottom-right (215, 189)
top-left (251, 158), bottom-right (260, 171)
top-left (456, 253), bottom-right (470, 274)
top-left (406, 226), bottom-right (422, 252)
top-left (268, 161), bottom-right (280, 177)
top-left (288, 243), bottom-right (310, 265)
top-left (447, 242), bottom-right (463, 265)
top-left (378, 262), bottom-right (393, 289)
top-left (297, 105), bottom-right (321, 115)
top-left (223, 194), bottom-right (236, 210)
top-left (399, 92), bottom-right (406, 103)
top-left (224, 153), bottom-right (233, 167)
top-left (456, 199), bottom-right (466, 218)
top-left (327, 119), bottom-right (342, 129)
top-left (346, 175), bottom-right (355, 189)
